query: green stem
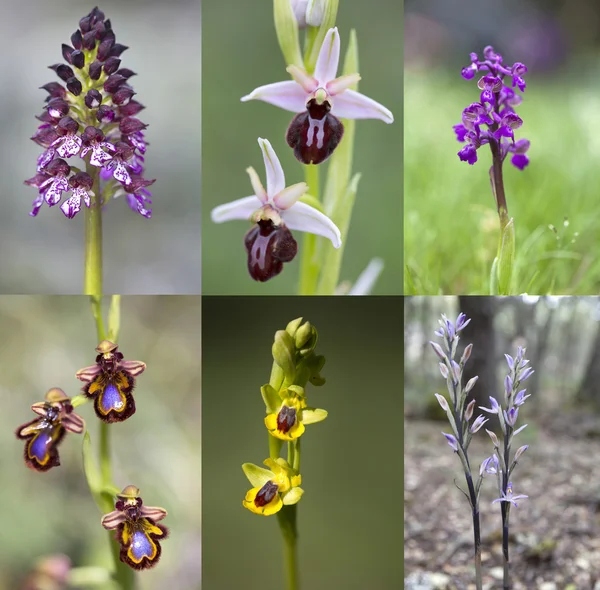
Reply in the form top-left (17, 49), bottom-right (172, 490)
top-left (277, 506), bottom-right (299, 590)
top-left (298, 164), bottom-right (320, 295)
top-left (84, 165), bottom-right (103, 297)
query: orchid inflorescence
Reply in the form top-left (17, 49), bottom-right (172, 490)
top-left (25, 6), bottom-right (154, 219)
top-left (454, 46), bottom-right (530, 170)
top-left (211, 1), bottom-right (394, 289)
top-left (15, 337), bottom-right (168, 573)
top-left (242, 318), bottom-right (327, 516)
top-left (430, 313), bottom-right (533, 588)
top-left (453, 47), bottom-right (531, 295)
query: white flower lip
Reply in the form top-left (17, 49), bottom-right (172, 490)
top-left (241, 28), bottom-right (394, 124)
top-left (211, 138), bottom-right (342, 249)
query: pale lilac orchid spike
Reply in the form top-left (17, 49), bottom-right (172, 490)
top-left (241, 28), bottom-right (394, 124)
top-left (211, 138), bottom-right (341, 281)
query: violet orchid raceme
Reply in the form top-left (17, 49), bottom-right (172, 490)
top-left (430, 312), bottom-right (483, 590)
top-left (454, 46), bottom-right (530, 295)
top-left (481, 346), bottom-right (533, 590)
top-left (211, 138), bottom-right (341, 282)
top-left (241, 27), bottom-right (393, 165)
top-left (26, 6), bottom-right (154, 219)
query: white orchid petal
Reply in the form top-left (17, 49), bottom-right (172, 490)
top-left (306, 0), bottom-right (325, 27)
top-left (258, 138), bottom-right (286, 197)
top-left (273, 182), bottom-right (308, 210)
top-left (211, 195), bottom-right (261, 223)
top-left (333, 89), bottom-right (394, 123)
top-left (241, 81), bottom-right (307, 113)
top-left (314, 27), bottom-right (340, 85)
top-left (286, 65), bottom-right (318, 93)
top-left (348, 258), bottom-right (384, 295)
top-left (281, 201), bottom-right (341, 248)
top-left (245, 167), bottom-right (268, 204)
top-left (327, 73), bottom-right (361, 96)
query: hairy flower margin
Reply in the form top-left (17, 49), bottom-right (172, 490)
top-left (26, 6), bottom-right (154, 219)
top-left (453, 46), bottom-right (530, 170)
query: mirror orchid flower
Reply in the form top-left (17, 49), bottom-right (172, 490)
top-left (241, 27), bottom-right (394, 164)
top-left (211, 138), bottom-right (341, 282)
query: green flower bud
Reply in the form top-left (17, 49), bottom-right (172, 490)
top-left (272, 330), bottom-right (296, 382)
top-left (285, 317), bottom-right (304, 339)
top-left (295, 320), bottom-right (318, 354)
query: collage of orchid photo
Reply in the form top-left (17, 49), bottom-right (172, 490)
top-left (2, 1), bottom-right (600, 590)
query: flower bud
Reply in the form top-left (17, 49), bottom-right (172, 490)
top-left (486, 428), bottom-right (499, 448)
top-left (464, 399), bottom-right (475, 420)
top-left (435, 393), bottom-right (449, 412)
top-left (272, 330), bottom-right (296, 381)
top-left (465, 375), bottom-right (478, 393)
top-left (460, 343), bottom-right (473, 364)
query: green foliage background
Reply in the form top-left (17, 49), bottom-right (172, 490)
top-left (202, 296), bottom-right (403, 589)
top-left (202, 0), bottom-right (403, 295)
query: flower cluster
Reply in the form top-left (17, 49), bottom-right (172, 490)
top-left (101, 486), bottom-right (169, 570)
top-left (453, 46), bottom-right (530, 170)
top-left (479, 346), bottom-right (533, 507)
top-left (25, 6), bottom-right (154, 219)
top-left (242, 318), bottom-right (327, 516)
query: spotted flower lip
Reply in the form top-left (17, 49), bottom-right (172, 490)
top-left (211, 138), bottom-right (341, 281)
top-left (101, 485), bottom-right (168, 570)
top-left (76, 340), bottom-right (146, 423)
top-left (242, 27), bottom-right (394, 125)
top-left (25, 6), bottom-right (154, 219)
top-left (15, 388), bottom-right (85, 472)
top-left (242, 458), bottom-right (304, 516)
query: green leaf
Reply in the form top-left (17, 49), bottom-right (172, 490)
top-left (82, 431), bottom-right (105, 512)
top-left (272, 330), bottom-right (296, 382)
top-left (497, 218), bottom-right (515, 295)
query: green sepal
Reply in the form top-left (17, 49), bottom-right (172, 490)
top-left (497, 217), bottom-right (515, 295)
top-left (304, 0), bottom-right (339, 73)
top-left (282, 486), bottom-right (304, 505)
top-left (261, 383), bottom-right (281, 414)
top-left (272, 330), bottom-right (296, 382)
top-left (273, 0), bottom-right (303, 68)
top-left (302, 407), bottom-right (328, 424)
top-left (285, 317), bottom-right (303, 339)
top-left (242, 462), bottom-right (273, 488)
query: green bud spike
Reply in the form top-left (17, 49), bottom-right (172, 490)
top-left (272, 330), bottom-right (296, 382)
top-left (273, 0), bottom-right (303, 68)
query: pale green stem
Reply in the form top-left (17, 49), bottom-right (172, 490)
top-left (88, 296), bottom-right (134, 590)
top-left (277, 506), bottom-right (299, 590)
top-left (84, 165), bottom-right (103, 297)
top-left (298, 164), bottom-right (320, 295)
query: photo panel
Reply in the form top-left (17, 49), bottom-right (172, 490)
top-left (404, 295), bottom-right (600, 587)
top-left (2, 1), bottom-right (201, 294)
top-left (202, 295), bottom-right (402, 589)
top-left (0, 295), bottom-right (201, 589)
top-left (202, 1), bottom-right (402, 295)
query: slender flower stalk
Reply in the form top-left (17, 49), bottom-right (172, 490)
top-left (480, 348), bottom-right (533, 590)
top-left (242, 318), bottom-right (327, 590)
top-left (453, 47), bottom-right (530, 295)
top-left (430, 313), bottom-right (483, 590)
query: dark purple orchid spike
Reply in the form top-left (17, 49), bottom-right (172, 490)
top-left (25, 6), bottom-right (154, 219)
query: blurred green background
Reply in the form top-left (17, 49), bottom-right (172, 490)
top-left (404, 0), bottom-right (600, 294)
top-left (0, 296), bottom-right (201, 589)
top-left (202, 1), bottom-right (402, 295)
top-left (202, 296), bottom-right (402, 589)
top-left (1, 0), bottom-right (200, 294)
